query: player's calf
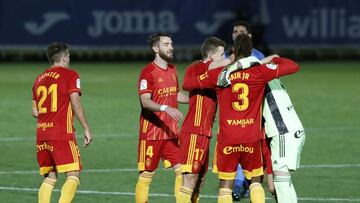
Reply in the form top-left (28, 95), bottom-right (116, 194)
top-left (39, 177), bottom-right (57, 203)
top-left (174, 165), bottom-right (182, 200)
top-left (218, 187), bottom-right (233, 203)
top-left (249, 182), bottom-right (265, 203)
top-left (273, 166), bottom-right (297, 203)
top-left (135, 171), bottom-right (155, 203)
top-left (59, 175), bottom-right (80, 203)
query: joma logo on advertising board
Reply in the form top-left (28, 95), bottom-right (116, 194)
top-left (88, 10), bottom-right (179, 37)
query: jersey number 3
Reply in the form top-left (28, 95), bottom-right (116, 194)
top-left (37, 84), bottom-right (58, 114)
top-left (232, 83), bottom-right (249, 111)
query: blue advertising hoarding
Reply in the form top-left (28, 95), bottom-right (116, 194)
top-left (0, 0), bottom-right (359, 49)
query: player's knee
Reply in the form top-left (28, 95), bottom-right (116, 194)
top-left (273, 166), bottom-right (291, 181)
top-left (139, 171), bottom-right (155, 181)
top-left (173, 163), bottom-right (181, 171)
top-left (45, 171), bottom-right (57, 179)
top-left (43, 177), bottom-right (57, 186)
top-left (249, 182), bottom-right (262, 190)
top-left (251, 176), bottom-right (262, 184)
top-left (219, 179), bottom-right (233, 189)
top-left (182, 173), bottom-right (198, 189)
top-left (273, 175), bottom-right (291, 184)
top-left (65, 171), bottom-right (80, 179)
top-left (273, 166), bottom-right (294, 185)
top-left (66, 175), bottom-right (80, 185)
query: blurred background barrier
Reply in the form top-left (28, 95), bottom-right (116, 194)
top-left (1, 0), bottom-right (359, 61)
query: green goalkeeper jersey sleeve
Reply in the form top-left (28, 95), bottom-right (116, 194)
top-left (263, 79), bottom-right (304, 137)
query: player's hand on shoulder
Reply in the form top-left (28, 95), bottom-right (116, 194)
top-left (261, 54), bottom-right (280, 64)
top-left (164, 106), bottom-right (183, 121)
top-left (217, 67), bottom-right (232, 87)
top-left (217, 56), bottom-right (261, 88)
top-left (238, 56), bottom-right (261, 69)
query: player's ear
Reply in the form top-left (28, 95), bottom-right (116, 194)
top-left (61, 55), bottom-right (66, 64)
top-left (152, 45), bottom-right (159, 54)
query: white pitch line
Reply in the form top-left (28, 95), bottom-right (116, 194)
top-left (0, 137), bottom-right (34, 141)
top-left (298, 197), bottom-right (360, 202)
top-left (300, 164), bottom-right (360, 168)
top-left (0, 127), bottom-right (359, 142)
top-left (0, 133), bottom-right (133, 141)
top-left (0, 186), bottom-right (359, 202)
top-left (0, 164), bottom-right (359, 175)
top-left (0, 168), bottom-right (137, 175)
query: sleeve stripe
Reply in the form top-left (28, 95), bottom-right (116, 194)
top-left (67, 102), bottom-right (73, 134)
top-left (194, 95), bottom-right (203, 127)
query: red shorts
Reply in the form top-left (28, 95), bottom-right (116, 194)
top-left (137, 139), bottom-right (180, 171)
top-left (179, 133), bottom-right (211, 174)
top-left (36, 139), bottom-right (82, 175)
top-left (214, 141), bottom-right (263, 180)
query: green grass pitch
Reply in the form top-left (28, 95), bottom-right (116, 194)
top-left (0, 61), bottom-right (359, 202)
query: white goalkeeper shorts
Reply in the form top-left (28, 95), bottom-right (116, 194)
top-left (270, 130), bottom-right (305, 171)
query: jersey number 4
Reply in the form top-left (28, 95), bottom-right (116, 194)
top-left (37, 84), bottom-right (58, 114)
top-left (232, 83), bottom-right (249, 111)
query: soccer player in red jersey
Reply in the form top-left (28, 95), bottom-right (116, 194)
top-left (32, 42), bottom-right (92, 203)
top-left (135, 33), bottom-right (188, 203)
top-left (177, 37), bottom-right (233, 203)
top-left (183, 33), bottom-right (300, 203)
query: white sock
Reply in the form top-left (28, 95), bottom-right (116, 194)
top-left (273, 175), bottom-right (297, 203)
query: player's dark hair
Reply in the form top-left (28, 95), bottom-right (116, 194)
top-left (201, 37), bottom-right (225, 58)
top-left (233, 20), bottom-right (251, 33)
top-left (148, 32), bottom-right (172, 52)
top-left (46, 42), bottom-right (68, 65)
top-left (233, 33), bottom-right (252, 59)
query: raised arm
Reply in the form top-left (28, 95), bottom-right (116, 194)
top-left (272, 57), bottom-right (300, 77)
top-left (70, 92), bottom-right (92, 147)
top-left (208, 58), bottom-right (232, 70)
top-left (260, 54), bottom-right (279, 64)
top-left (182, 64), bottom-right (198, 91)
top-left (183, 69), bottom-right (220, 91)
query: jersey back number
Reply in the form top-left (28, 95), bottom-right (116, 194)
top-left (36, 84), bottom-right (58, 114)
top-left (232, 83), bottom-right (249, 111)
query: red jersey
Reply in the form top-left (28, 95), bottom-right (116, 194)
top-left (181, 60), bottom-right (217, 137)
top-left (32, 66), bottom-right (81, 141)
top-left (138, 62), bottom-right (179, 140)
top-left (184, 57), bottom-right (299, 144)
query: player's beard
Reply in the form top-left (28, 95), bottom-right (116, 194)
top-left (159, 51), bottom-right (174, 63)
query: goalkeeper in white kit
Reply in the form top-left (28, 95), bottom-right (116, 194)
top-left (262, 56), bottom-right (306, 203)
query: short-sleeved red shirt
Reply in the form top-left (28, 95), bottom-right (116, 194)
top-left (32, 66), bottom-right (81, 141)
top-left (181, 60), bottom-right (217, 137)
top-left (138, 62), bottom-right (179, 140)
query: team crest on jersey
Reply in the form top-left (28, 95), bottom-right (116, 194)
top-left (76, 79), bottom-right (81, 88)
top-left (266, 64), bottom-right (278, 70)
top-left (140, 79), bottom-right (147, 90)
top-left (193, 161), bottom-right (199, 170)
top-left (158, 77), bottom-right (163, 82)
top-left (145, 158), bottom-right (151, 167)
top-left (199, 72), bottom-right (208, 80)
